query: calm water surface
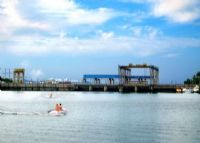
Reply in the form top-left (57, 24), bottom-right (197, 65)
top-left (0, 91), bottom-right (200, 143)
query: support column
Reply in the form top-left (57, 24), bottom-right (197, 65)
top-left (89, 86), bottom-right (93, 91)
top-left (150, 68), bottom-right (153, 85)
top-left (109, 78), bottom-right (111, 85)
top-left (153, 70), bottom-right (156, 85)
top-left (94, 78), bottom-right (97, 84)
top-left (157, 70), bottom-right (159, 84)
top-left (119, 86), bottom-right (123, 93)
top-left (150, 85), bottom-right (153, 92)
top-left (134, 86), bottom-right (138, 92)
top-left (104, 86), bottom-right (107, 92)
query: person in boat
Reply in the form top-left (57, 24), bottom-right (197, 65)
top-left (55, 104), bottom-right (60, 112)
top-left (59, 103), bottom-right (63, 111)
top-left (49, 93), bottom-right (53, 98)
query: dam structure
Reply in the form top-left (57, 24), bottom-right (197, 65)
top-left (78, 64), bottom-right (170, 92)
top-left (0, 64), bottom-right (183, 93)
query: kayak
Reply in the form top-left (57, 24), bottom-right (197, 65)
top-left (48, 108), bottom-right (67, 116)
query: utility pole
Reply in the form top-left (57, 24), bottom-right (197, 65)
top-left (8, 69), bottom-right (11, 79)
top-left (4, 68), bottom-right (6, 78)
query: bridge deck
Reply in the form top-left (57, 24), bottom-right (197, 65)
top-left (83, 74), bottom-right (151, 79)
top-left (0, 83), bottom-right (184, 93)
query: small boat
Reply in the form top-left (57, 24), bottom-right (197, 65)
top-left (192, 85), bottom-right (199, 93)
top-left (182, 88), bottom-right (192, 93)
top-left (48, 108), bottom-right (67, 116)
top-left (176, 88), bottom-right (182, 93)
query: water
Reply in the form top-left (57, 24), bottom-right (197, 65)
top-left (0, 91), bottom-right (200, 143)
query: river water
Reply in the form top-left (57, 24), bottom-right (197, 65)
top-left (0, 91), bottom-right (200, 143)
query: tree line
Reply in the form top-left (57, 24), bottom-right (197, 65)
top-left (184, 72), bottom-right (200, 84)
top-left (0, 76), bottom-right (13, 83)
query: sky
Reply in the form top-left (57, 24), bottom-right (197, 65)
top-left (0, 0), bottom-right (200, 83)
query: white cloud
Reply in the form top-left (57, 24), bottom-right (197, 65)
top-left (38, 0), bottom-right (117, 25)
top-left (120, 0), bottom-right (200, 23)
top-left (0, 0), bottom-right (199, 58)
top-left (0, 0), bottom-right (49, 34)
top-left (97, 30), bottom-right (114, 39)
top-left (39, 0), bottom-right (76, 11)
top-left (0, 0), bottom-right (118, 43)
top-left (18, 60), bottom-right (44, 80)
top-left (153, 0), bottom-right (200, 23)
top-left (130, 26), bottom-right (161, 39)
top-left (2, 32), bottom-right (200, 57)
top-left (30, 69), bottom-right (44, 80)
top-left (0, 0), bottom-right (49, 39)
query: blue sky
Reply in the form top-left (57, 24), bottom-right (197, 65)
top-left (0, 0), bottom-right (200, 83)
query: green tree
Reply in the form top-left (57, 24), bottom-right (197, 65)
top-left (196, 71), bottom-right (200, 77)
top-left (184, 71), bottom-right (200, 85)
top-left (192, 75), bottom-right (196, 84)
top-left (1, 78), bottom-right (13, 83)
top-left (184, 78), bottom-right (191, 84)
